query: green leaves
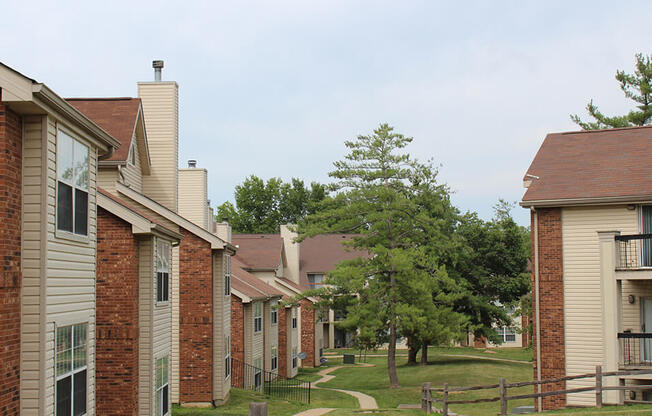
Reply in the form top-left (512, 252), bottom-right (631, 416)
top-left (571, 53), bottom-right (652, 129)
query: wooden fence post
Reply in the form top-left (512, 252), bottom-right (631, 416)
top-left (249, 402), bottom-right (268, 416)
top-left (421, 382), bottom-right (432, 413)
top-left (595, 365), bottom-right (602, 408)
top-left (443, 383), bottom-right (449, 416)
top-left (500, 377), bottom-right (507, 415)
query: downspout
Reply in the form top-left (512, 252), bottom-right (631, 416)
top-left (532, 207), bottom-right (542, 412)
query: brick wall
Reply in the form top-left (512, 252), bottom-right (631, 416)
top-left (277, 307), bottom-right (287, 377)
top-left (300, 299), bottom-right (315, 367)
top-left (231, 296), bottom-right (245, 388)
top-left (96, 208), bottom-right (140, 415)
top-left (0, 104), bottom-right (21, 416)
top-left (179, 229), bottom-right (213, 403)
top-left (532, 208), bottom-right (565, 410)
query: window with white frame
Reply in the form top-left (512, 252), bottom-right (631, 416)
top-left (307, 273), bottom-right (324, 288)
top-left (292, 347), bottom-right (298, 368)
top-left (156, 240), bottom-right (170, 303)
top-left (57, 129), bottom-right (89, 236)
top-left (254, 358), bottom-right (262, 388)
top-left (155, 356), bottom-right (169, 416)
top-left (224, 254), bottom-right (231, 296)
top-left (225, 335), bottom-right (231, 378)
top-left (56, 323), bottom-right (87, 416)
top-left (254, 302), bottom-right (262, 333)
top-left (496, 326), bottom-right (516, 343)
top-left (271, 346), bottom-right (278, 371)
top-left (271, 301), bottom-right (278, 325)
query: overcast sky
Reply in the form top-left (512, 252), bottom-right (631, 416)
top-left (5, 1), bottom-right (652, 226)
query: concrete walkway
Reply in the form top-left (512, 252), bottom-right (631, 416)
top-left (292, 364), bottom-right (378, 416)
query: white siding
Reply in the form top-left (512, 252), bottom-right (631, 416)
top-left (178, 168), bottom-right (208, 230)
top-left (562, 205), bottom-right (638, 406)
top-left (138, 82), bottom-right (179, 213)
top-left (21, 115), bottom-right (45, 415)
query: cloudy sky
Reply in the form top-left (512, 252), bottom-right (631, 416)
top-left (5, 1), bottom-right (652, 225)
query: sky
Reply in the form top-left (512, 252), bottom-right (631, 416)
top-left (5, 0), bottom-right (652, 226)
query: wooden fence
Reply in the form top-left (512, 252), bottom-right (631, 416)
top-left (420, 366), bottom-right (652, 415)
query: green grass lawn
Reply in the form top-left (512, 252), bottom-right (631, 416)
top-left (325, 346), bottom-right (532, 362)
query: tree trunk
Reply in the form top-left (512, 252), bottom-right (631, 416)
top-left (388, 321), bottom-right (400, 388)
top-left (408, 344), bottom-right (420, 364)
top-left (420, 340), bottom-right (428, 366)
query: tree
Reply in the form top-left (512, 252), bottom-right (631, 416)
top-left (298, 123), bottom-right (464, 387)
top-left (216, 175), bottom-right (327, 233)
top-left (449, 200), bottom-right (530, 345)
top-left (571, 53), bottom-right (652, 129)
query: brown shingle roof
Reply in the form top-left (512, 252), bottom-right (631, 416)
top-left (67, 98), bottom-right (141, 162)
top-left (97, 187), bottom-right (177, 235)
top-left (522, 126), bottom-right (652, 204)
top-left (232, 234), bottom-right (283, 270)
top-left (231, 257), bottom-right (284, 300)
top-left (299, 234), bottom-right (370, 289)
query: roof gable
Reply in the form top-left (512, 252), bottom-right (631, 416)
top-left (232, 234), bottom-right (283, 271)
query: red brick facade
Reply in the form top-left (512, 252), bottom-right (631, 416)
top-left (0, 104), bottom-right (22, 416)
top-left (230, 296), bottom-right (245, 388)
top-left (96, 208), bottom-right (140, 415)
top-left (532, 208), bottom-right (565, 410)
top-left (277, 307), bottom-right (288, 377)
top-left (300, 299), bottom-right (316, 367)
top-left (179, 229), bottom-right (213, 403)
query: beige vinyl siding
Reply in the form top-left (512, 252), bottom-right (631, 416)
top-left (264, 300), bottom-right (279, 372)
top-left (21, 116), bottom-right (45, 415)
top-left (122, 133), bottom-right (143, 193)
top-left (288, 307), bottom-right (298, 377)
top-left (178, 168), bottom-right (208, 230)
top-left (213, 251), bottom-right (231, 402)
top-left (139, 237), bottom-right (154, 415)
top-left (171, 245), bottom-right (180, 403)
top-left (138, 82), bottom-right (179, 213)
top-left (97, 168), bottom-right (119, 194)
top-left (562, 205), bottom-right (638, 406)
top-left (315, 319), bottom-right (323, 363)
top-left (46, 116), bottom-right (99, 414)
top-left (622, 281), bottom-right (652, 333)
top-left (153, 237), bottom-right (172, 367)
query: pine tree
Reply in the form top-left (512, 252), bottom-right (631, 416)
top-left (571, 53), bottom-right (652, 130)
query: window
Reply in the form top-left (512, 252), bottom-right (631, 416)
top-left (57, 130), bottom-right (89, 236)
top-left (156, 240), bottom-right (170, 303)
top-left (254, 302), bottom-right (262, 333)
top-left (308, 273), bottom-right (324, 288)
top-left (56, 323), bottom-right (87, 416)
top-left (129, 141), bottom-right (136, 166)
top-left (225, 336), bottom-right (231, 378)
top-left (292, 309), bottom-right (297, 329)
top-left (155, 357), bottom-right (169, 416)
top-left (292, 348), bottom-right (298, 368)
top-left (271, 347), bottom-right (278, 371)
top-left (224, 254), bottom-right (231, 296)
top-left (271, 301), bottom-right (278, 325)
top-left (496, 326), bottom-right (516, 343)
top-left (254, 358), bottom-right (262, 388)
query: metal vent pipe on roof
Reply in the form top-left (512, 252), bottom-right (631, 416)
top-left (187, 159), bottom-right (197, 168)
top-left (153, 60), bottom-right (164, 81)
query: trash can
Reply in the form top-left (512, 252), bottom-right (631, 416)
top-left (343, 354), bottom-right (355, 364)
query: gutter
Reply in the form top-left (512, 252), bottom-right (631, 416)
top-left (521, 194), bottom-right (652, 208)
top-left (532, 207), bottom-right (542, 412)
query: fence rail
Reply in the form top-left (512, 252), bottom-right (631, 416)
top-left (231, 357), bottom-right (311, 404)
top-left (420, 366), bottom-right (652, 415)
top-left (615, 233), bottom-right (652, 269)
top-left (619, 332), bottom-right (652, 367)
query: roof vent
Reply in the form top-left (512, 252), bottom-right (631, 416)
top-left (153, 60), bottom-right (164, 82)
top-left (187, 159), bottom-right (197, 168)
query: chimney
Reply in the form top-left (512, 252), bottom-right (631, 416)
top-left (188, 159), bottom-right (197, 168)
top-left (280, 224), bottom-right (300, 284)
top-left (215, 219), bottom-right (232, 244)
top-left (153, 60), bottom-right (164, 82)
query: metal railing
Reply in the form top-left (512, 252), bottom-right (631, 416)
top-left (231, 357), bottom-right (311, 404)
top-left (615, 234), bottom-right (652, 269)
top-left (619, 332), bottom-right (652, 367)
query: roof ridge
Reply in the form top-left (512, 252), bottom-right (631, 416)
top-left (556, 125), bottom-right (652, 136)
top-left (66, 97), bottom-right (137, 101)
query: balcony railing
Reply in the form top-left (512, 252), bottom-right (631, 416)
top-left (619, 332), bottom-right (652, 367)
top-left (615, 234), bottom-right (652, 269)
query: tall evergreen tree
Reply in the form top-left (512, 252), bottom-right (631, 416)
top-left (571, 53), bottom-right (652, 129)
top-left (298, 123), bottom-right (464, 387)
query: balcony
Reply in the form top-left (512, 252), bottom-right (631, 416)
top-left (619, 333), bottom-right (652, 368)
top-left (616, 234), bottom-right (652, 270)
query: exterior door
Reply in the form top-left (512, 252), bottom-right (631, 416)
top-left (642, 298), bottom-right (652, 362)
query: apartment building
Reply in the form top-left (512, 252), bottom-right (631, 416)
top-left (0, 62), bottom-right (120, 415)
top-left (522, 126), bottom-right (652, 410)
